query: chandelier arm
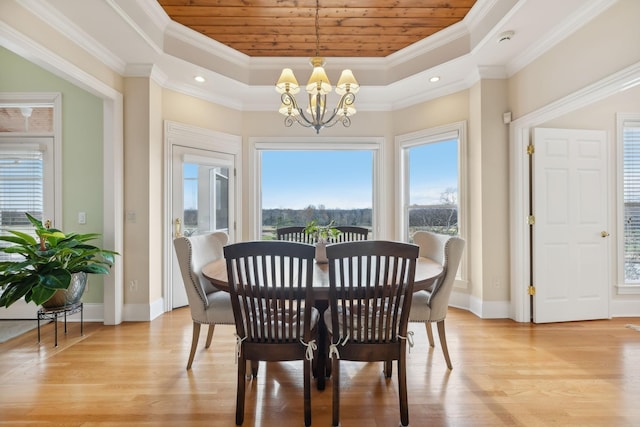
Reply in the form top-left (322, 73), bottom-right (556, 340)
top-left (314, 92), bottom-right (356, 129)
top-left (281, 92), bottom-right (317, 129)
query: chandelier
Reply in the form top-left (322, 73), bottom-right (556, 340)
top-left (275, 0), bottom-right (359, 134)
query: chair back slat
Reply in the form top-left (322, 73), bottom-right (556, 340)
top-left (224, 240), bottom-right (315, 344)
top-left (276, 226), bottom-right (316, 244)
top-left (327, 241), bottom-right (419, 344)
top-left (333, 226), bottom-right (369, 242)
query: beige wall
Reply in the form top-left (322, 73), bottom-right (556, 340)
top-left (123, 78), bottom-right (152, 306)
top-left (508, 0), bottom-right (640, 119)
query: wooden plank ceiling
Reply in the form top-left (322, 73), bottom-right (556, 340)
top-left (157, 0), bottom-right (477, 58)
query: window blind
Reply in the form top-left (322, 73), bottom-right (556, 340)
top-left (0, 145), bottom-right (44, 260)
top-left (623, 121), bottom-right (640, 281)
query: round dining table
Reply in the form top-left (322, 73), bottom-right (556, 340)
top-left (202, 256), bottom-right (444, 390)
top-left (202, 256), bottom-right (444, 298)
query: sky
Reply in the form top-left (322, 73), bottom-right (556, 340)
top-left (183, 140), bottom-right (458, 211)
top-left (261, 141), bottom-right (458, 210)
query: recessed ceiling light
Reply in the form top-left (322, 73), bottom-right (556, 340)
top-left (194, 75), bottom-right (206, 83)
top-left (429, 76), bottom-right (440, 83)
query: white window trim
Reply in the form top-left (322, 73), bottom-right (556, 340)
top-left (248, 136), bottom-right (384, 241)
top-left (0, 93), bottom-right (62, 225)
top-left (395, 120), bottom-right (468, 290)
top-left (616, 112), bottom-right (640, 295)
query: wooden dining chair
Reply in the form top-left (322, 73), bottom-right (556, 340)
top-left (275, 225), bottom-right (316, 244)
top-left (325, 240), bottom-right (419, 427)
top-left (224, 240), bottom-right (319, 426)
top-left (408, 231), bottom-right (465, 370)
top-left (333, 225), bottom-right (369, 242)
top-left (173, 232), bottom-right (234, 370)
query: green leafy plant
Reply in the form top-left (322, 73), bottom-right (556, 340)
top-left (304, 219), bottom-right (341, 242)
top-left (0, 213), bottom-right (118, 308)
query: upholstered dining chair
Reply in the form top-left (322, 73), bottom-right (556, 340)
top-left (173, 232), bottom-right (234, 370)
top-left (333, 225), bottom-right (369, 242)
top-left (409, 231), bottom-right (465, 370)
top-left (325, 240), bottom-right (419, 427)
top-left (224, 240), bottom-right (319, 426)
top-left (275, 225), bottom-right (315, 243)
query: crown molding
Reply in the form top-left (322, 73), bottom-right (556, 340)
top-left (106, 0), bottom-right (163, 55)
top-left (0, 20), bottom-right (121, 101)
top-left (164, 20), bottom-right (250, 68)
top-left (385, 20), bottom-right (470, 68)
top-left (17, 0), bottom-right (126, 73)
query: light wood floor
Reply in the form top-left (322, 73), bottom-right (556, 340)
top-left (1, 308), bottom-right (639, 426)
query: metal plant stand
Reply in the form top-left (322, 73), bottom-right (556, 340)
top-left (37, 302), bottom-right (83, 347)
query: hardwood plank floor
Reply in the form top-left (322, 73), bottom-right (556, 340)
top-left (1, 308), bottom-right (639, 426)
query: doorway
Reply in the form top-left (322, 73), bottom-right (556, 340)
top-left (163, 122), bottom-right (241, 312)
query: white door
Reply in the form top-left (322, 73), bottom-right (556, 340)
top-left (170, 145), bottom-right (235, 309)
top-left (532, 128), bottom-right (610, 323)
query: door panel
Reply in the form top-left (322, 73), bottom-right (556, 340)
top-left (533, 128), bottom-right (609, 323)
top-left (171, 145), bottom-right (234, 309)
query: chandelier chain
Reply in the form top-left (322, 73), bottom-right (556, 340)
top-left (274, 0), bottom-right (358, 134)
top-left (315, 0), bottom-right (320, 57)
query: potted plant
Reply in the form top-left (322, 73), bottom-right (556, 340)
top-left (304, 220), bottom-right (341, 263)
top-left (0, 213), bottom-right (117, 308)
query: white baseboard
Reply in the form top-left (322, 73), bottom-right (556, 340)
top-left (122, 298), bottom-right (165, 322)
top-left (611, 299), bottom-right (640, 317)
top-left (0, 299), bottom-right (37, 319)
top-left (449, 291), bottom-right (512, 320)
top-left (0, 301), bottom-right (104, 321)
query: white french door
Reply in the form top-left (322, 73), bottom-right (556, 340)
top-left (169, 145), bottom-right (235, 309)
top-left (532, 128), bottom-right (610, 323)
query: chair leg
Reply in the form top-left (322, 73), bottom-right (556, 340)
top-left (437, 320), bottom-right (453, 370)
top-left (205, 324), bottom-right (215, 348)
top-left (398, 346), bottom-right (409, 427)
top-left (236, 354), bottom-right (246, 425)
top-left (425, 322), bottom-right (435, 347)
top-left (331, 354), bottom-right (340, 427)
top-left (384, 360), bottom-right (393, 378)
top-left (251, 360), bottom-right (259, 377)
top-left (304, 359), bottom-right (312, 427)
top-left (186, 322), bottom-right (201, 370)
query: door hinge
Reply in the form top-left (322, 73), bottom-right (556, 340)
top-left (527, 144), bottom-right (535, 155)
top-left (528, 285), bottom-right (536, 296)
top-left (527, 215), bottom-right (535, 225)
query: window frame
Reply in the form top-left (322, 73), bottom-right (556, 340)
top-left (617, 113), bottom-right (640, 294)
top-left (395, 121), bottom-right (468, 288)
top-left (249, 137), bottom-right (384, 241)
top-left (0, 93), bottom-right (61, 226)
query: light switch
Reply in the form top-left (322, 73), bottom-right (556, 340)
top-left (78, 212), bottom-right (86, 224)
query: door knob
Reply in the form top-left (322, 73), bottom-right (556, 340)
top-left (601, 231), bottom-right (610, 238)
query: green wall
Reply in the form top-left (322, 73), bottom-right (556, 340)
top-left (0, 46), bottom-right (106, 303)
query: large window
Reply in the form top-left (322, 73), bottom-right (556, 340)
top-left (620, 115), bottom-right (640, 286)
top-left (251, 139), bottom-right (381, 240)
top-left (396, 121), bottom-right (467, 247)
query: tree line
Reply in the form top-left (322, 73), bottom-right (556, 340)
top-left (261, 205), bottom-right (457, 232)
